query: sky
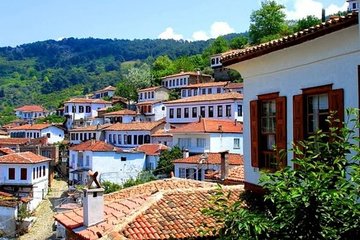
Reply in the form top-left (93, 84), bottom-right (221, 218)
top-left (0, 0), bottom-right (349, 47)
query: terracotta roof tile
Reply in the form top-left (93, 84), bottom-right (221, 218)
top-left (136, 100), bottom-right (163, 105)
top-left (161, 71), bottom-right (212, 79)
top-left (0, 147), bottom-right (16, 155)
top-left (103, 110), bottom-right (137, 116)
top-left (205, 165), bottom-right (244, 183)
top-left (173, 153), bottom-right (244, 165)
top-left (138, 86), bottom-right (166, 92)
top-left (69, 124), bottom-right (112, 132)
top-left (69, 140), bottom-right (122, 152)
top-left (9, 123), bottom-right (53, 131)
top-left (170, 118), bottom-right (243, 133)
top-left (0, 138), bottom-right (31, 146)
top-left (0, 130), bottom-right (9, 135)
top-left (95, 85), bottom-right (116, 93)
top-left (165, 92), bottom-right (242, 104)
top-left (222, 12), bottom-right (359, 66)
top-left (151, 129), bottom-right (172, 137)
top-left (135, 144), bottom-right (168, 156)
top-left (225, 82), bottom-right (243, 89)
top-left (64, 98), bottom-right (111, 104)
top-left (105, 120), bottom-right (164, 131)
top-left (182, 81), bottom-right (228, 89)
top-left (0, 151), bottom-right (50, 164)
top-left (14, 105), bottom-right (46, 112)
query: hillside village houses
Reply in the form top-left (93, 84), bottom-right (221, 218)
top-left (92, 85), bottom-right (116, 99)
top-left (136, 86), bottom-right (169, 122)
top-left (161, 70), bottom-right (214, 89)
top-left (14, 105), bottom-right (48, 124)
top-left (69, 124), bottom-right (112, 144)
top-left (221, 12), bottom-right (360, 192)
top-left (102, 109), bottom-right (137, 124)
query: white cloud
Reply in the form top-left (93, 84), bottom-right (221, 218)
top-left (285, 0), bottom-right (348, 20)
top-left (192, 31), bottom-right (209, 41)
top-left (57, 36), bottom-right (65, 41)
top-left (158, 27), bottom-right (183, 40)
top-left (210, 21), bottom-right (235, 38)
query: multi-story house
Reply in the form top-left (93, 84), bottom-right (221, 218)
top-left (63, 98), bottom-right (112, 129)
top-left (180, 81), bottom-right (228, 98)
top-left (165, 92), bottom-right (243, 124)
top-left (151, 128), bottom-right (173, 146)
top-left (220, 13), bottom-right (360, 192)
top-left (14, 105), bottom-right (48, 124)
top-left (161, 71), bottom-right (213, 89)
top-left (348, 0), bottom-right (359, 11)
top-left (103, 109), bottom-right (137, 124)
top-left (224, 82), bottom-right (243, 94)
top-left (104, 120), bottom-right (165, 149)
top-left (69, 124), bottom-right (111, 144)
top-left (93, 85), bottom-right (116, 99)
top-left (0, 151), bottom-right (50, 211)
top-left (9, 124), bottom-right (65, 144)
top-left (135, 143), bottom-right (168, 170)
top-left (137, 86), bottom-right (169, 122)
top-left (68, 140), bottom-right (146, 185)
top-left (171, 118), bottom-right (243, 155)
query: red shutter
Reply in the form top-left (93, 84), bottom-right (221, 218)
top-left (276, 96), bottom-right (287, 167)
top-left (250, 100), bottom-right (259, 167)
top-left (293, 94), bottom-right (304, 169)
top-left (329, 88), bottom-right (344, 128)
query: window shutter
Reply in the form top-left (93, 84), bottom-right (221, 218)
top-left (250, 100), bottom-right (259, 167)
top-left (276, 96), bottom-right (287, 167)
top-left (293, 94), bottom-right (304, 169)
top-left (329, 88), bottom-right (344, 128)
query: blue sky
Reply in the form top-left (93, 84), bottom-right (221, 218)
top-left (0, 0), bottom-right (348, 47)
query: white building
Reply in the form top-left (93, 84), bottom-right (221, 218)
top-left (103, 109), bottom-right (137, 124)
top-left (171, 118), bottom-right (243, 155)
top-left (138, 86), bottom-right (169, 103)
top-left (104, 120), bottom-right (165, 149)
top-left (9, 124), bottom-right (65, 144)
top-left (161, 71), bottom-right (213, 89)
top-left (69, 124), bottom-right (111, 144)
top-left (64, 98), bottom-right (112, 129)
top-left (135, 144), bottom-right (168, 170)
top-left (151, 128), bottom-right (173, 146)
top-left (348, 0), bottom-right (359, 11)
top-left (14, 105), bottom-right (48, 124)
top-left (224, 82), bottom-right (243, 94)
top-left (173, 152), bottom-right (243, 181)
top-left (0, 151), bottom-right (50, 211)
top-left (69, 140), bottom-right (146, 185)
top-left (221, 13), bottom-right (360, 191)
top-left (165, 92), bottom-right (243, 124)
top-left (136, 100), bottom-right (167, 122)
top-left (180, 81), bottom-right (228, 98)
top-left (93, 85), bottom-right (116, 99)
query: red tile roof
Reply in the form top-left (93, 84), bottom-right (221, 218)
top-left (0, 151), bottom-right (50, 164)
top-left (14, 105), bottom-right (46, 112)
top-left (0, 148), bottom-right (16, 155)
top-left (0, 130), bottom-right (8, 135)
top-left (0, 138), bottom-right (31, 146)
top-left (222, 12), bottom-right (358, 66)
top-left (225, 82), bottom-right (243, 89)
top-left (182, 81), bottom-right (228, 89)
top-left (55, 178), bottom-right (242, 240)
top-left (103, 109), bottom-right (137, 116)
top-left (205, 165), bottom-right (245, 183)
top-left (136, 100), bottom-right (163, 105)
top-left (162, 71), bottom-right (212, 79)
top-left (64, 98), bottom-right (111, 104)
top-left (135, 144), bottom-right (168, 156)
top-left (69, 140), bottom-right (122, 152)
top-left (138, 86), bottom-right (165, 92)
top-left (105, 120), bottom-right (164, 132)
top-left (151, 129), bottom-right (172, 137)
top-left (165, 92), bottom-right (242, 104)
top-left (9, 123), bottom-right (53, 131)
top-left (69, 124), bottom-right (112, 132)
top-left (94, 85), bottom-right (116, 93)
top-left (171, 118), bottom-right (243, 133)
top-left (173, 153), bottom-right (244, 165)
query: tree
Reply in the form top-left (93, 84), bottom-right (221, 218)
top-left (102, 181), bottom-right (121, 194)
top-left (123, 63), bottom-right (152, 89)
top-left (229, 36), bottom-right (248, 50)
top-left (249, 0), bottom-right (288, 44)
top-left (203, 36), bottom-right (230, 56)
top-left (152, 55), bottom-right (176, 80)
top-left (294, 15), bottom-right (321, 32)
top-left (115, 81), bottom-right (138, 102)
top-left (203, 112), bottom-right (360, 239)
top-left (154, 146), bottom-right (183, 176)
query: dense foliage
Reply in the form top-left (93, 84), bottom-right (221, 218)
top-left (154, 146), bottom-right (183, 176)
top-left (203, 111), bottom-right (360, 239)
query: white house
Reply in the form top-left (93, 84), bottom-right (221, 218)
top-left (135, 143), bottom-right (168, 170)
top-left (180, 81), bottom-right (228, 98)
top-left (224, 82), bottom-right (243, 94)
top-left (69, 124), bottom-right (111, 144)
top-left (348, 0), bottom-right (359, 11)
top-left (173, 152), bottom-right (243, 181)
top-left (64, 98), bottom-right (112, 129)
top-left (14, 105), bottom-right (48, 124)
top-left (161, 71), bottom-right (213, 89)
top-left (136, 100), bottom-right (167, 122)
top-left (221, 13), bottom-right (360, 191)
top-left (104, 120), bottom-right (165, 149)
top-left (151, 128), bottom-right (173, 146)
top-left (0, 151), bottom-right (50, 211)
top-left (138, 86), bottom-right (169, 102)
top-left (165, 92), bottom-right (243, 124)
top-left (9, 124), bottom-right (65, 144)
top-left (103, 109), bottom-right (137, 124)
top-left (93, 85), bottom-right (116, 99)
top-left (69, 140), bottom-right (146, 185)
top-left (171, 118), bottom-right (243, 155)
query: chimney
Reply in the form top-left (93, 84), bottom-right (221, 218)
top-left (321, 8), bottom-right (326, 22)
top-left (83, 187), bottom-right (104, 227)
top-left (15, 144), bottom-right (20, 153)
top-left (220, 151), bottom-right (229, 181)
top-left (183, 149), bottom-right (189, 159)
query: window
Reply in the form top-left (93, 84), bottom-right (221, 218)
top-left (188, 89), bottom-right (192, 97)
top-left (260, 99), bottom-right (277, 166)
top-left (134, 135), bottom-right (138, 145)
top-left (182, 90), bottom-right (186, 97)
top-left (46, 133), bottom-right (51, 138)
top-left (208, 106), bottom-right (214, 118)
top-left (124, 134), bottom-right (127, 144)
top-left (121, 157), bottom-right (127, 161)
top-left (176, 79), bottom-right (179, 86)
top-left (21, 168), bottom-right (27, 180)
top-left (217, 88), bottom-right (221, 93)
top-left (218, 105), bottom-right (223, 117)
top-left (177, 108), bottom-right (181, 118)
top-left (151, 92), bottom-right (154, 98)
top-left (162, 106), bottom-right (165, 111)
top-left (43, 166), bottom-right (45, 176)
top-left (86, 106), bottom-right (91, 113)
top-left (144, 135), bottom-right (151, 143)
top-left (165, 81), bottom-right (168, 87)
top-left (196, 138), bottom-right (206, 148)
top-left (184, 108), bottom-right (189, 118)
top-left (127, 135), bottom-right (132, 145)
top-left (234, 138), bottom-right (240, 149)
top-left (306, 94), bottom-right (329, 135)
top-left (79, 106), bottom-right (84, 113)
top-left (180, 78), bottom-right (183, 85)
top-left (200, 106), bottom-right (206, 117)
top-left (179, 168), bottom-right (186, 178)
top-left (194, 89), bottom-right (198, 96)
top-left (113, 134), bottom-right (116, 144)
top-left (9, 168), bottom-right (15, 180)
top-left (169, 108), bottom-right (174, 119)
top-left (108, 134), bottom-right (112, 143)
top-left (208, 88), bottom-right (212, 94)
top-left (140, 93), bottom-right (143, 99)
top-left (237, 104), bottom-right (243, 117)
top-left (178, 138), bottom-right (191, 149)
top-left (225, 105), bottom-right (231, 117)
top-left (65, 106), bottom-right (69, 113)
top-left (353, 2), bottom-right (357, 9)
top-left (184, 78), bottom-right (187, 85)
top-left (169, 80), bottom-right (172, 87)
top-left (202, 89), bottom-right (206, 95)
top-left (186, 168), bottom-right (196, 179)
top-left (71, 133), bottom-right (75, 140)
top-left (192, 107), bottom-right (197, 118)
top-left (72, 106), bottom-right (76, 113)
top-left (33, 168), bottom-right (36, 179)
top-left (86, 156), bottom-right (90, 166)
top-left (138, 135), bottom-right (144, 145)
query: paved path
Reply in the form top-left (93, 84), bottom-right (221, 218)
top-left (19, 179), bottom-right (68, 240)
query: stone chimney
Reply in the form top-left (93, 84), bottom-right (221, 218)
top-left (220, 151), bottom-right (229, 181)
top-left (183, 149), bottom-right (189, 159)
top-left (83, 187), bottom-right (104, 227)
